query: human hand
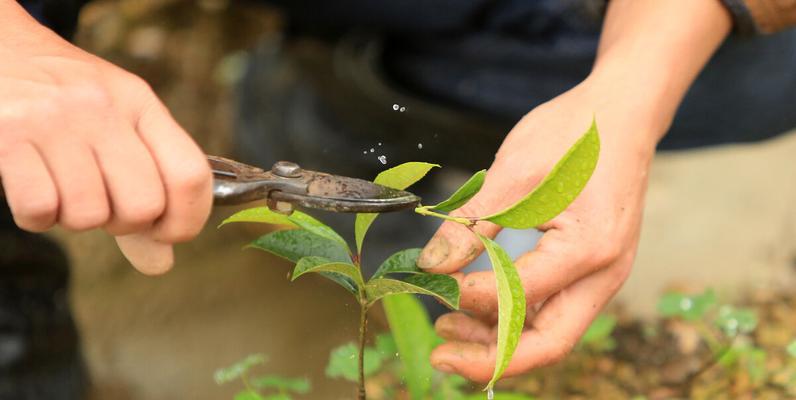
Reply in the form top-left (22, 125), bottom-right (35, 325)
top-left (416, 76), bottom-right (657, 380)
top-left (415, 0), bottom-right (733, 381)
top-left (0, 2), bottom-right (212, 274)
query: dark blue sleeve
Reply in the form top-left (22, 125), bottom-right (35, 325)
top-left (17, 0), bottom-right (90, 38)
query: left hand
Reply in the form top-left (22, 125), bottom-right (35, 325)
top-left (415, 76), bottom-right (656, 381)
top-left (415, 0), bottom-right (733, 381)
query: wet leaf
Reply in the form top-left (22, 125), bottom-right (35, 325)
top-left (787, 340), bottom-right (796, 358)
top-left (484, 119), bottom-right (600, 229)
top-left (214, 354), bottom-right (266, 384)
top-left (657, 289), bottom-right (716, 321)
top-left (251, 375), bottom-right (311, 394)
top-left (221, 207), bottom-right (349, 252)
top-left (429, 169), bottom-right (486, 212)
top-left (372, 248), bottom-right (422, 278)
top-left (715, 305), bottom-right (758, 336)
top-left (478, 234), bottom-right (525, 391)
top-left (261, 394), bottom-right (291, 400)
top-left (326, 342), bottom-right (384, 382)
top-left (365, 274), bottom-right (459, 309)
top-left (247, 230), bottom-right (350, 264)
top-left (383, 294), bottom-right (437, 399)
top-left (220, 207), bottom-right (295, 228)
top-left (234, 390), bottom-right (265, 400)
top-left (355, 162), bottom-right (439, 253)
top-left (292, 256), bottom-right (363, 289)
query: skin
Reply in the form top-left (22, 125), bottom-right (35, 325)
top-left (418, 0), bottom-right (734, 382)
top-left (0, 0), bottom-right (213, 274)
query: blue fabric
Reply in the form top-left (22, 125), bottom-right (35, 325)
top-left (268, 0), bottom-right (796, 149)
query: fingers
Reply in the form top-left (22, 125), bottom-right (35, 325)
top-left (456, 219), bottom-right (602, 319)
top-left (0, 143), bottom-right (58, 231)
top-left (435, 312), bottom-right (495, 344)
top-left (37, 139), bottom-right (110, 231)
top-left (431, 260), bottom-right (630, 382)
top-left (94, 126), bottom-right (165, 236)
top-left (417, 171), bottom-right (538, 273)
top-left (134, 97), bottom-right (212, 244)
top-left (115, 233), bottom-right (174, 275)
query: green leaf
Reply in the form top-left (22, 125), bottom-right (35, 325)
top-left (429, 169), bottom-right (486, 212)
top-left (262, 395), bottom-right (291, 400)
top-left (325, 342), bottom-right (384, 382)
top-left (715, 305), bottom-right (758, 336)
top-left (375, 333), bottom-right (398, 358)
top-left (355, 162), bottom-right (439, 253)
top-left (373, 248), bottom-right (422, 278)
top-left (657, 289), bottom-right (716, 321)
top-left (292, 256), bottom-right (363, 289)
top-left (251, 375), bottom-right (311, 394)
top-left (220, 207), bottom-right (296, 228)
top-left (247, 230), bottom-right (350, 264)
top-left (365, 274), bottom-right (459, 309)
top-left (484, 119), bottom-right (600, 229)
top-left (221, 207), bottom-right (349, 252)
top-left (787, 340), bottom-right (796, 358)
top-left (214, 354), bottom-right (267, 384)
top-left (477, 234), bottom-right (526, 390)
top-left (579, 314), bottom-right (617, 351)
top-left (383, 294), bottom-right (437, 400)
top-left (234, 390), bottom-right (266, 400)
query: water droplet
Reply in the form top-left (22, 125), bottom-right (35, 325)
top-left (378, 142), bottom-right (382, 146)
top-left (370, 148), bottom-right (375, 153)
top-left (392, 103), bottom-right (399, 111)
top-left (417, 143), bottom-right (423, 149)
top-left (399, 106), bottom-right (406, 112)
top-left (487, 388), bottom-right (494, 400)
top-left (378, 155), bottom-right (387, 164)
top-left (362, 150), bottom-right (367, 154)
top-left (680, 297), bottom-right (693, 311)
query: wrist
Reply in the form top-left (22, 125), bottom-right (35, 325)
top-left (587, 0), bottom-right (732, 144)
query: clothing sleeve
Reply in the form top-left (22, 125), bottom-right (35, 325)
top-left (721, 0), bottom-right (796, 34)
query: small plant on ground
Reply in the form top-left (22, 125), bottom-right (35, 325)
top-left (657, 288), bottom-right (762, 393)
top-left (214, 354), bottom-right (311, 400)
top-left (220, 120), bottom-right (600, 398)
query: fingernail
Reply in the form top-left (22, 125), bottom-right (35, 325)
top-left (418, 236), bottom-right (449, 269)
top-left (433, 362), bottom-right (456, 373)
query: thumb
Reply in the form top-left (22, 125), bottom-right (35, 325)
top-left (115, 232), bottom-right (174, 275)
top-left (417, 160), bottom-right (542, 273)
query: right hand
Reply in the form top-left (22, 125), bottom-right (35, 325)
top-left (0, 2), bottom-right (213, 274)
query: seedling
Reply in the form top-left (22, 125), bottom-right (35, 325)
top-left (657, 289), bottom-right (762, 391)
top-left (220, 120), bottom-right (600, 398)
top-left (214, 354), bottom-right (311, 400)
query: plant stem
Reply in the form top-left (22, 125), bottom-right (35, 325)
top-left (414, 206), bottom-right (476, 226)
top-left (357, 302), bottom-right (368, 400)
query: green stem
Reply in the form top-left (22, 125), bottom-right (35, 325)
top-left (357, 302), bottom-right (368, 400)
top-left (241, 371), bottom-right (254, 394)
top-left (414, 206), bottom-right (476, 226)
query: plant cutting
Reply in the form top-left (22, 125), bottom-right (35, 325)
top-left (219, 119), bottom-right (600, 399)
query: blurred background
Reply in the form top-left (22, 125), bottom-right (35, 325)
top-left (6, 0), bottom-right (796, 399)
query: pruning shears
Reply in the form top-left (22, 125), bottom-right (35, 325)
top-left (209, 156), bottom-right (420, 214)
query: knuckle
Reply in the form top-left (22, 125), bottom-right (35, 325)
top-left (12, 197), bottom-right (58, 231)
top-left (61, 205), bottom-right (110, 231)
top-left (116, 196), bottom-right (166, 228)
top-left (172, 162), bottom-right (213, 196)
top-left (157, 222), bottom-right (202, 243)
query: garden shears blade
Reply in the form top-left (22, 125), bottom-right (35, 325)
top-left (209, 156), bottom-right (421, 213)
